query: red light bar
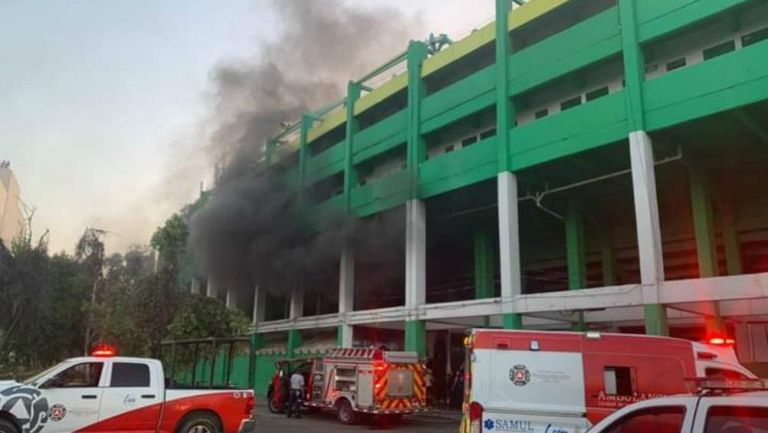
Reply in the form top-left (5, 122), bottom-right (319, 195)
top-left (708, 337), bottom-right (735, 346)
top-left (690, 378), bottom-right (766, 393)
top-left (91, 344), bottom-right (117, 357)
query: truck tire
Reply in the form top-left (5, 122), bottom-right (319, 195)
top-left (267, 390), bottom-right (283, 414)
top-left (0, 419), bottom-right (19, 433)
top-left (176, 412), bottom-right (222, 433)
top-left (336, 399), bottom-right (357, 425)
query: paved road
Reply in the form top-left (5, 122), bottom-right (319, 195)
top-left (244, 406), bottom-right (462, 433)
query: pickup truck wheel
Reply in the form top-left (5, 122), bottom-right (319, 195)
top-left (336, 399), bottom-right (357, 425)
top-left (0, 419), bottom-right (19, 433)
top-left (267, 391), bottom-right (283, 414)
top-left (177, 413), bottom-right (221, 433)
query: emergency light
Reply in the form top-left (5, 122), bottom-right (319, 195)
top-left (91, 344), bottom-right (117, 357)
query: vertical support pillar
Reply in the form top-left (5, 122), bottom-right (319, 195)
top-left (689, 166), bottom-right (725, 333)
top-left (287, 288), bottom-right (304, 358)
top-left (720, 195), bottom-right (743, 275)
top-left (265, 139), bottom-right (276, 167)
top-left (226, 288), bottom-right (235, 309)
top-left (206, 276), bottom-right (219, 299)
top-left (498, 173), bottom-right (523, 329)
top-left (404, 40), bottom-right (428, 358)
top-left (405, 200), bottom-right (427, 357)
top-left (338, 247), bottom-right (355, 347)
top-left (566, 201), bottom-right (587, 330)
top-left (496, 0), bottom-right (523, 330)
top-left (601, 231), bottom-right (617, 286)
top-left (190, 278), bottom-right (201, 295)
top-left (252, 285), bottom-right (266, 325)
top-left (297, 115), bottom-right (313, 199)
top-left (566, 201), bottom-right (587, 290)
top-left (344, 82), bottom-right (362, 211)
top-left (406, 41), bottom-right (428, 199)
top-left (621, 0), bottom-right (668, 336)
top-left (474, 228), bottom-right (495, 327)
top-left (474, 229), bottom-right (495, 300)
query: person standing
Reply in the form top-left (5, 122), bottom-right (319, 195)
top-left (287, 370), bottom-right (305, 419)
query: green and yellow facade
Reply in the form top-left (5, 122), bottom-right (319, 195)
top-left (208, 0), bottom-right (768, 391)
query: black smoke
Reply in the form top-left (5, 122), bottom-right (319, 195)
top-left (189, 0), bottom-right (420, 300)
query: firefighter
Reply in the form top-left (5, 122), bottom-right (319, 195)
top-left (286, 369), bottom-right (305, 419)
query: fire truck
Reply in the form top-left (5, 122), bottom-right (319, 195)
top-left (267, 348), bottom-right (427, 424)
top-left (460, 329), bottom-right (757, 433)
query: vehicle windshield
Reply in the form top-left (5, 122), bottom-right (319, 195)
top-left (23, 363), bottom-right (64, 385)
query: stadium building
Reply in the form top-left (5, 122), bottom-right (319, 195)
top-left (203, 0), bottom-right (768, 391)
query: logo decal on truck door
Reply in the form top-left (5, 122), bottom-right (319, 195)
top-left (48, 404), bottom-right (67, 421)
top-left (509, 365), bottom-right (531, 387)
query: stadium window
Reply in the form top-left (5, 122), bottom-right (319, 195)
top-left (560, 96), bottom-right (582, 111)
top-left (703, 40), bottom-right (736, 60)
top-left (535, 108), bottom-right (549, 119)
top-left (742, 27), bottom-right (768, 47)
top-left (479, 128), bottom-right (496, 140)
top-left (585, 86), bottom-right (609, 102)
top-left (445, 144), bottom-right (455, 153)
top-left (665, 57), bottom-right (687, 72)
top-left (461, 136), bottom-right (478, 147)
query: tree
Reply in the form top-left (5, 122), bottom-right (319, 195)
top-left (167, 295), bottom-right (250, 341)
top-left (151, 214), bottom-right (188, 275)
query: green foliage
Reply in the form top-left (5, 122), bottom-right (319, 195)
top-left (151, 214), bottom-right (189, 273)
top-left (167, 294), bottom-right (250, 341)
top-left (0, 207), bottom-right (243, 376)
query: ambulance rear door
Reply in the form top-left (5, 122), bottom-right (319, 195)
top-left (472, 347), bottom-right (588, 433)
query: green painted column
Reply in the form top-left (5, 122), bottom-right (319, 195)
top-left (474, 229), bottom-right (495, 300)
top-left (297, 115), bottom-right (313, 196)
top-left (344, 82), bottom-right (362, 211)
top-left (720, 195), bottom-right (743, 275)
top-left (495, 0), bottom-right (514, 171)
top-left (474, 229), bottom-right (495, 328)
top-left (601, 231), bottom-right (617, 286)
top-left (405, 320), bottom-right (427, 358)
top-left (566, 201), bottom-right (587, 331)
top-left (689, 166), bottom-right (725, 333)
top-left (265, 139), bottom-right (276, 168)
top-left (620, 0), bottom-right (668, 336)
top-left (406, 41), bottom-right (428, 199)
top-left (496, 0), bottom-right (523, 330)
top-left (249, 333), bottom-right (264, 389)
top-left (287, 329), bottom-right (302, 359)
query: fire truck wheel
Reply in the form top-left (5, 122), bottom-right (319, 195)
top-left (176, 412), bottom-right (222, 433)
top-left (0, 419), bottom-right (19, 433)
top-left (267, 391), bottom-right (283, 414)
top-left (336, 399), bottom-right (357, 425)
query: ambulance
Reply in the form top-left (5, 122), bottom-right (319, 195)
top-left (460, 330), bottom-right (757, 433)
top-left (0, 349), bottom-right (253, 433)
top-left (268, 348), bottom-right (427, 424)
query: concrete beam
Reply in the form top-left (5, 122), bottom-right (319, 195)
top-left (253, 273), bottom-right (768, 333)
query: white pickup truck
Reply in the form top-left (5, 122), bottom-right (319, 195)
top-left (588, 381), bottom-right (768, 433)
top-left (0, 355), bottom-right (253, 433)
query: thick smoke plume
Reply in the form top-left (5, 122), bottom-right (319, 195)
top-left (189, 0), bottom-right (420, 299)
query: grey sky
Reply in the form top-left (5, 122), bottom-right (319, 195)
top-left (0, 1), bottom-right (494, 253)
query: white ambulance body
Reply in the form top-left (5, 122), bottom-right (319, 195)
top-left (461, 329), bottom-right (756, 433)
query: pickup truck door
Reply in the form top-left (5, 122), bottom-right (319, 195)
top-left (690, 396), bottom-right (768, 433)
top-left (39, 361), bottom-right (106, 433)
top-left (96, 360), bottom-right (163, 433)
top-left (589, 397), bottom-right (697, 433)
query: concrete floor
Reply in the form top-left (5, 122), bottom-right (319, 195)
top-left (242, 406), bottom-right (462, 433)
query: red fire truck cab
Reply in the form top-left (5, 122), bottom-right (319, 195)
top-left (461, 329), bottom-right (756, 433)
